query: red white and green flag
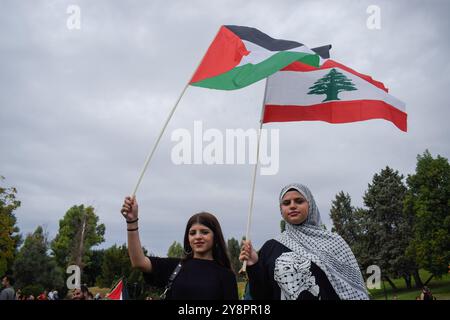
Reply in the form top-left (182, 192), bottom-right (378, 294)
top-left (190, 25), bottom-right (328, 90)
top-left (105, 279), bottom-right (129, 300)
top-left (263, 61), bottom-right (407, 132)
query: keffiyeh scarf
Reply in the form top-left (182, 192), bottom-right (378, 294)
top-left (275, 183), bottom-right (369, 300)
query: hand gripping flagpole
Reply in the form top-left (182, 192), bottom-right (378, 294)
top-left (240, 79), bottom-right (269, 273)
top-left (130, 29), bottom-right (221, 197)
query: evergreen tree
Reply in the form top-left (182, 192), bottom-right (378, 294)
top-left (280, 220), bottom-right (286, 233)
top-left (362, 166), bottom-right (411, 290)
top-left (330, 191), bottom-right (359, 246)
top-left (308, 68), bottom-right (357, 102)
top-left (0, 176), bottom-right (22, 275)
top-left (227, 237), bottom-right (241, 276)
top-left (329, 192), bottom-right (372, 282)
top-left (13, 226), bottom-right (64, 294)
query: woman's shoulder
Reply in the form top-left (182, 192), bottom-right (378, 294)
top-left (149, 256), bottom-right (181, 264)
top-left (147, 256), bottom-right (181, 271)
top-left (261, 238), bottom-right (285, 250)
top-left (257, 238), bottom-right (290, 258)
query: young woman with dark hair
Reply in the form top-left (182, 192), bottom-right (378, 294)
top-left (121, 196), bottom-right (238, 300)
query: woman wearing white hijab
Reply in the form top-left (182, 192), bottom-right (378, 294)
top-left (240, 183), bottom-right (369, 300)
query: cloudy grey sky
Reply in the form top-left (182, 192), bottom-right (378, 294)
top-left (1, 0), bottom-right (449, 257)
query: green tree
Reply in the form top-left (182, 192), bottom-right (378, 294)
top-left (13, 226), bottom-right (64, 293)
top-left (329, 192), bottom-right (373, 282)
top-left (348, 207), bottom-right (376, 273)
top-left (362, 166), bottom-right (412, 290)
top-left (280, 220), bottom-right (286, 233)
top-left (0, 176), bottom-right (22, 275)
top-left (227, 237), bottom-right (241, 276)
top-left (308, 68), bottom-right (357, 102)
top-left (405, 150), bottom-right (450, 281)
top-left (167, 241), bottom-right (184, 258)
top-left (51, 205), bottom-right (105, 271)
top-left (83, 249), bottom-right (105, 287)
top-left (96, 244), bottom-right (144, 289)
top-left (330, 191), bottom-right (359, 246)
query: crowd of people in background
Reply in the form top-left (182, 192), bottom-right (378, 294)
top-left (0, 275), bottom-right (106, 300)
top-left (1, 273), bottom-right (441, 300)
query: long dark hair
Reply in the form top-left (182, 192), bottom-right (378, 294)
top-left (183, 212), bottom-right (232, 270)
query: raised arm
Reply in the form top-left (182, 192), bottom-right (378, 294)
top-left (121, 196), bottom-right (152, 273)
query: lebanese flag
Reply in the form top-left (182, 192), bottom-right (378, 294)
top-left (190, 25), bottom-right (328, 90)
top-left (263, 63), bottom-right (407, 132)
top-left (106, 279), bottom-right (128, 300)
top-left (282, 59), bottom-right (389, 93)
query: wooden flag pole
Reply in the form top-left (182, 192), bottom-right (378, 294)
top-left (241, 79), bottom-right (268, 273)
top-left (130, 29), bottom-right (221, 197)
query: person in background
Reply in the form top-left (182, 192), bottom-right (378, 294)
top-left (0, 275), bottom-right (16, 300)
top-left (420, 286), bottom-right (435, 300)
top-left (72, 285), bottom-right (91, 300)
top-left (37, 290), bottom-right (48, 300)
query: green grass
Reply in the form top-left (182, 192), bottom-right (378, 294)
top-left (88, 286), bottom-right (111, 298)
top-left (238, 281), bottom-right (246, 299)
top-left (238, 269), bottom-right (450, 300)
top-left (368, 269), bottom-right (450, 300)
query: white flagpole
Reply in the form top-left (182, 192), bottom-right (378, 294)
top-left (130, 29), bottom-right (220, 197)
top-left (131, 83), bottom-right (189, 197)
top-left (241, 79), bottom-right (269, 273)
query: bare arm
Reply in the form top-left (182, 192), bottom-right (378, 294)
top-left (121, 196), bottom-right (152, 273)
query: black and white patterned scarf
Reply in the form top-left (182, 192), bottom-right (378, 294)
top-left (275, 183), bottom-right (369, 300)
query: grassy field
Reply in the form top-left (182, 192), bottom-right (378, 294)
top-left (368, 270), bottom-right (450, 300)
top-left (238, 281), bottom-right (246, 299)
top-left (237, 269), bottom-right (450, 300)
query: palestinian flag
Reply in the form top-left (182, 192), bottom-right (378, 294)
top-left (105, 279), bottom-right (129, 300)
top-left (190, 25), bottom-right (327, 90)
top-left (263, 63), bottom-right (407, 131)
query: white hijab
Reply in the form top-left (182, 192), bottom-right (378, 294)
top-left (275, 183), bottom-right (369, 300)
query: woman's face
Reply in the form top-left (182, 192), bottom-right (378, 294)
top-left (188, 223), bottom-right (214, 258)
top-left (280, 190), bottom-right (309, 225)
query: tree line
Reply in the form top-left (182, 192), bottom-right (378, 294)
top-left (329, 150), bottom-right (449, 290)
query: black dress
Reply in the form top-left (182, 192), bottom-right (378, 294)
top-left (143, 257), bottom-right (239, 300)
top-left (247, 239), bottom-right (340, 300)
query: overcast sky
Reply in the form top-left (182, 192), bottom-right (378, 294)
top-left (1, 0), bottom-right (449, 257)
